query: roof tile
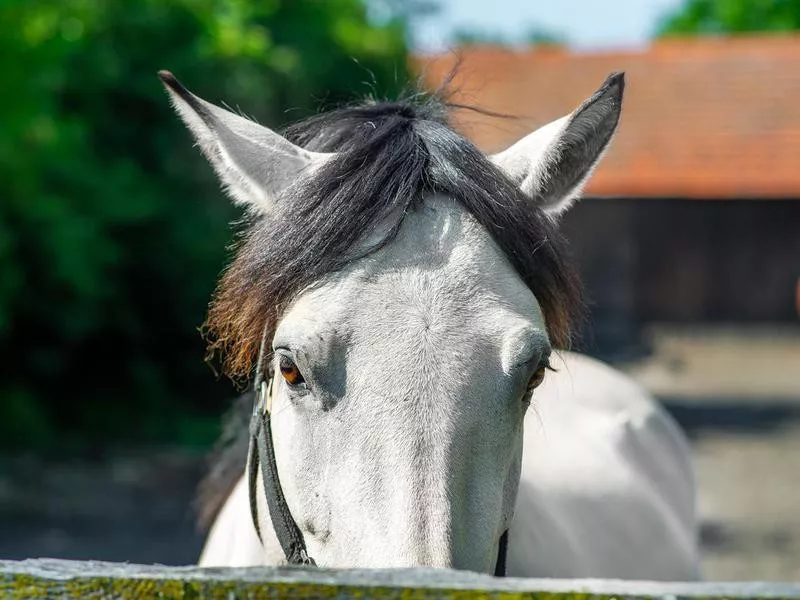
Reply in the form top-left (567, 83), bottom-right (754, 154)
top-left (416, 36), bottom-right (800, 198)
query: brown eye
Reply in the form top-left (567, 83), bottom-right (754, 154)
top-left (278, 355), bottom-right (305, 386)
top-left (527, 365), bottom-right (547, 391)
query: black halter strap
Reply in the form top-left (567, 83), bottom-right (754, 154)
top-left (248, 378), bottom-right (315, 565)
top-left (247, 323), bottom-right (314, 566)
top-left (246, 329), bottom-right (509, 573)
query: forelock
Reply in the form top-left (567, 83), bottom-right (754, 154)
top-left (204, 91), bottom-right (583, 382)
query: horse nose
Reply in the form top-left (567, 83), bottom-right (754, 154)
top-left (378, 472), bottom-right (496, 571)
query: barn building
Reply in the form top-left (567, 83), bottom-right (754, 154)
top-left (419, 37), bottom-right (800, 357)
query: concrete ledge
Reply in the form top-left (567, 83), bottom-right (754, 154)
top-left (2, 559), bottom-right (800, 599)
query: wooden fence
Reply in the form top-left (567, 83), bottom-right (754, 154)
top-left (2, 559), bottom-right (800, 599)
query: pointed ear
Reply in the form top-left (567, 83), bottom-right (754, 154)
top-left (491, 72), bottom-right (624, 218)
top-left (158, 71), bottom-right (333, 215)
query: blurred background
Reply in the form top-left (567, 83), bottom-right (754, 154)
top-left (0, 0), bottom-right (798, 581)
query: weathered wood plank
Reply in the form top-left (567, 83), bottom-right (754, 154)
top-left (1, 559), bottom-right (799, 599)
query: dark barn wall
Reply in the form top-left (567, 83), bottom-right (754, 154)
top-left (561, 198), bottom-right (800, 355)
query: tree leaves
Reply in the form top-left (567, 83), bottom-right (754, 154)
top-left (0, 0), bottom-right (411, 451)
top-left (658, 0), bottom-right (800, 36)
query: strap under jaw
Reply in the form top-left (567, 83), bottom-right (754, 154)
top-left (494, 529), bottom-right (509, 577)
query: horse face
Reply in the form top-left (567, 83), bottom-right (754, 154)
top-left (267, 195), bottom-right (549, 570)
top-left (161, 70), bottom-right (622, 571)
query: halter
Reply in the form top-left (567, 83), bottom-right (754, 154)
top-left (247, 327), bottom-right (314, 565)
top-left (246, 329), bottom-right (509, 574)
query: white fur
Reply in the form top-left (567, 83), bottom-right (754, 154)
top-left (197, 197), bottom-right (700, 579)
top-left (197, 477), bottom-right (268, 567)
top-left (509, 351), bottom-right (699, 579)
top-left (491, 115), bottom-right (571, 208)
top-left (161, 78), bottom-right (332, 214)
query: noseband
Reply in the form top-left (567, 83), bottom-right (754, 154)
top-left (246, 338), bottom-right (509, 574)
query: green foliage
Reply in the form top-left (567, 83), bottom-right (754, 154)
top-left (0, 0), bottom-right (411, 452)
top-left (658, 0), bottom-right (800, 36)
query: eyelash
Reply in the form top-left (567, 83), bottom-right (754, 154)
top-left (526, 356), bottom-right (553, 393)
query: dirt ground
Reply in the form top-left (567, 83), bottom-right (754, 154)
top-left (1, 326), bottom-right (798, 581)
top-left (0, 450), bottom-right (207, 565)
top-left (692, 420), bottom-right (800, 581)
top-left (622, 325), bottom-right (800, 581)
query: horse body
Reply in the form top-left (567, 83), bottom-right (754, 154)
top-left (159, 70), bottom-right (702, 579)
top-left (511, 351), bottom-right (699, 579)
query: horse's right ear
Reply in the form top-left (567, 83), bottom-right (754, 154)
top-left (158, 71), bottom-right (333, 215)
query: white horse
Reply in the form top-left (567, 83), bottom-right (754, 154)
top-left (160, 69), bottom-right (701, 579)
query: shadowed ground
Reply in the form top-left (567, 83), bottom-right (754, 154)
top-left (622, 326), bottom-right (800, 581)
top-left (0, 451), bottom-right (207, 565)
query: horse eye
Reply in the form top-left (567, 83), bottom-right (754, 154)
top-left (527, 365), bottom-right (547, 391)
top-left (278, 354), bottom-right (305, 386)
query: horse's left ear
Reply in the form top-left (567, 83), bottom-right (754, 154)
top-left (158, 70), bottom-right (333, 215)
top-left (491, 72), bottom-right (624, 219)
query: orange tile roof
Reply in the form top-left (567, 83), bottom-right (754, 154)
top-left (415, 36), bottom-right (800, 198)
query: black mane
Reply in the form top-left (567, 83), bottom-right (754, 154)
top-left (205, 93), bottom-right (583, 378)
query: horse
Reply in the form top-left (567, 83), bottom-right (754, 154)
top-left (159, 69), bottom-right (701, 579)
